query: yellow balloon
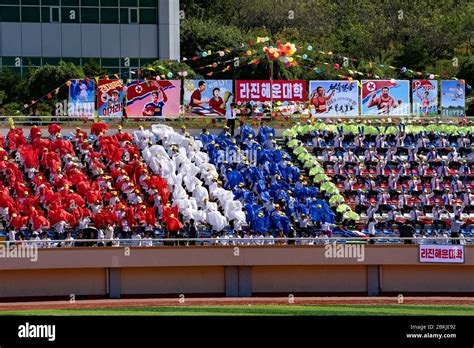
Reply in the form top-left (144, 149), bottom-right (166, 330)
top-left (274, 52), bottom-right (279, 58)
top-left (269, 49), bottom-right (275, 54)
top-left (288, 57), bottom-right (294, 63)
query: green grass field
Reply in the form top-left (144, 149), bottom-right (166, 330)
top-left (1, 305), bottom-right (473, 316)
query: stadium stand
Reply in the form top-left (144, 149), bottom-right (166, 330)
top-left (283, 120), bottom-right (474, 243)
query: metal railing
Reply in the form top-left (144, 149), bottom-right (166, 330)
top-left (1, 236), bottom-right (471, 247)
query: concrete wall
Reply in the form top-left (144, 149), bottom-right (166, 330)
top-left (0, 246), bottom-right (472, 299)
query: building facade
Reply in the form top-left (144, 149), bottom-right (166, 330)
top-left (0, 0), bottom-right (180, 75)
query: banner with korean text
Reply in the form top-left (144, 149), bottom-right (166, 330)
top-left (235, 80), bottom-right (306, 102)
top-left (419, 245), bottom-right (464, 263)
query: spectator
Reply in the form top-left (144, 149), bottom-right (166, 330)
top-left (97, 226), bottom-right (105, 247)
top-left (30, 231), bottom-right (41, 248)
top-left (62, 231), bottom-right (75, 247)
top-left (40, 231), bottom-right (52, 248)
top-left (131, 230), bottom-right (142, 247)
top-left (104, 222), bottom-right (114, 247)
top-left (142, 231), bottom-right (153, 247)
top-left (188, 219), bottom-right (198, 246)
top-left (225, 103), bottom-right (237, 136)
top-left (75, 231), bottom-right (87, 247)
top-left (437, 230), bottom-right (449, 245)
top-left (417, 231), bottom-right (427, 245)
top-left (276, 230), bottom-right (287, 245)
top-left (112, 233), bottom-right (121, 247)
top-left (264, 231), bottom-right (274, 245)
top-left (399, 223), bottom-right (416, 245)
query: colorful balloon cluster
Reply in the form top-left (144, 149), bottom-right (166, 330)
top-left (263, 42), bottom-right (298, 68)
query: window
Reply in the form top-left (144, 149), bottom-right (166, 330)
top-left (120, 0), bottom-right (136, 6)
top-left (100, 0), bottom-right (118, 6)
top-left (0, 6), bottom-right (20, 21)
top-left (60, 57), bottom-right (81, 65)
top-left (139, 8), bottom-right (156, 24)
top-left (81, 7), bottom-right (99, 22)
top-left (101, 7), bottom-right (118, 23)
top-left (24, 57), bottom-right (41, 66)
top-left (128, 7), bottom-right (137, 23)
top-left (22, 0), bottom-right (40, 4)
top-left (61, 0), bottom-right (79, 5)
top-left (81, 0), bottom-right (98, 6)
top-left (42, 0), bottom-right (59, 5)
top-left (0, 0), bottom-right (20, 4)
top-left (119, 8), bottom-right (128, 23)
top-left (139, 0), bottom-right (155, 7)
top-left (101, 58), bottom-right (119, 66)
top-left (22, 6), bottom-right (41, 21)
top-left (41, 6), bottom-right (50, 21)
top-left (42, 57), bottom-right (60, 65)
top-left (50, 6), bottom-right (60, 22)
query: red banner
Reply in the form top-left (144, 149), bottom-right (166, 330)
top-left (97, 79), bottom-right (124, 117)
top-left (361, 80), bottom-right (398, 99)
top-left (235, 80), bottom-right (306, 102)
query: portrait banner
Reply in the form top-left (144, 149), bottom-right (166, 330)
top-left (183, 80), bottom-right (233, 116)
top-left (361, 80), bottom-right (410, 116)
top-left (309, 80), bottom-right (359, 116)
top-left (126, 80), bottom-right (181, 117)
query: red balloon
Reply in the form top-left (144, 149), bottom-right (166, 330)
top-left (333, 63), bottom-right (340, 69)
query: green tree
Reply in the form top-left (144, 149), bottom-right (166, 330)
top-left (83, 59), bottom-right (106, 78)
top-left (27, 61), bottom-right (84, 102)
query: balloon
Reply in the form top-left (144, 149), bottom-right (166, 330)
top-left (182, 71), bottom-right (188, 77)
top-left (283, 57), bottom-right (289, 63)
top-left (302, 54), bottom-right (308, 60)
top-left (263, 47), bottom-right (268, 52)
top-left (246, 50), bottom-right (252, 56)
top-left (307, 45), bottom-right (313, 51)
top-left (429, 74), bottom-right (435, 80)
top-left (273, 52), bottom-right (279, 59)
top-left (288, 57), bottom-right (294, 63)
top-left (207, 50), bottom-right (212, 55)
top-left (167, 72), bottom-right (173, 78)
top-left (333, 63), bottom-right (340, 69)
top-left (250, 101), bottom-right (255, 106)
top-left (219, 51), bottom-right (225, 57)
top-left (277, 101), bottom-right (282, 106)
top-left (269, 48), bottom-right (275, 54)
top-left (212, 63), bottom-right (218, 68)
top-left (237, 101), bottom-right (242, 106)
top-left (155, 75), bottom-right (161, 81)
top-left (202, 52), bottom-right (208, 57)
top-left (401, 67), bottom-right (407, 73)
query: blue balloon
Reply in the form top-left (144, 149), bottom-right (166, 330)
top-left (307, 45), bottom-right (313, 51)
top-left (302, 54), bottom-right (308, 60)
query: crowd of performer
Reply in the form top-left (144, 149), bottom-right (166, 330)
top-left (294, 122), bottom-right (473, 235)
top-left (2, 123), bottom-right (183, 247)
top-left (3, 119), bottom-right (473, 247)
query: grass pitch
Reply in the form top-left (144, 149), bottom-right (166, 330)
top-left (1, 304), bottom-right (473, 316)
